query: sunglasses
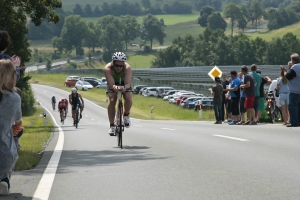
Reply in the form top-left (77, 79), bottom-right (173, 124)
top-left (114, 64), bottom-right (124, 68)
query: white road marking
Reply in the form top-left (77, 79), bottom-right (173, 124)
top-left (213, 134), bottom-right (249, 142)
top-left (33, 100), bottom-right (64, 200)
top-left (91, 119), bottom-right (94, 121)
top-left (134, 125), bottom-right (142, 127)
top-left (161, 128), bottom-right (176, 131)
top-left (85, 115), bottom-right (88, 117)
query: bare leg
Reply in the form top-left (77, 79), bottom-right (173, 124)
top-left (108, 93), bottom-right (117, 124)
top-left (123, 92), bottom-right (132, 115)
top-left (281, 105), bottom-right (288, 124)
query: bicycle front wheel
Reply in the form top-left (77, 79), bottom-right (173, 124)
top-left (117, 103), bottom-right (123, 148)
top-left (75, 109), bottom-right (79, 128)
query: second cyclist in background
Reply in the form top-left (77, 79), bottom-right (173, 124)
top-left (69, 88), bottom-right (84, 125)
top-left (104, 52), bottom-right (133, 135)
top-left (51, 95), bottom-right (56, 111)
top-left (58, 98), bottom-right (67, 122)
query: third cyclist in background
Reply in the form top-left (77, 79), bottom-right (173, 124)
top-left (69, 88), bottom-right (84, 126)
top-left (104, 52), bottom-right (133, 135)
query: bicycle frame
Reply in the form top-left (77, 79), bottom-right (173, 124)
top-left (75, 103), bottom-right (80, 128)
top-left (114, 88), bottom-right (125, 148)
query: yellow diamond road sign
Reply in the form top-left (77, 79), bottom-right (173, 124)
top-left (208, 66), bottom-right (222, 81)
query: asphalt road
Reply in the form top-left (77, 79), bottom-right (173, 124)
top-left (4, 84), bottom-right (300, 200)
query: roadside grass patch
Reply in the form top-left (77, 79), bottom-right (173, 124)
top-left (15, 107), bottom-right (54, 170)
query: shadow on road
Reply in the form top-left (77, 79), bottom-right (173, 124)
top-left (0, 193), bottom-right (35, 200)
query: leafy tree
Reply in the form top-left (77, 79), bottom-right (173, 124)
top-left (102, 3), bottom-right (111, 15)
top-left (140, 14), bottom-right (166, 50)
top-left (84, 22), bottom-right (99, 53)
top-left (207, 12), bottom-right (227, 30)
top-left (73, 4), bottom-right (84, 16)
top-left (223, 2), bottom-right (243, 36)
top-left (251, 37), bottom-right (267, 64)
top-left (141, 0), bottom-right (151, 12)
top-left (198, 5), bottom-right (215, 27)
top-left (96, 15), bottom-right (124, 57)
top-left (93, 6), bottom-right (102, 17)
top-left (264, 38), bottom-right (288, 64)
top-left (121, 15), bottom-right (140, 51)
top-left (58, 15), bottom-right (89, 56)
top-left (151, 45), bottom-right (181, 68)
top-left (84, 4), bottom-right (93, 17)
top-left (249, 0), bottom-right (265, 29)
top-left (46, 59), bottom-right (52, 71)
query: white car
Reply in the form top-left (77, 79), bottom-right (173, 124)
top-left (75, 80), bottom-right (93, 91)
top-left (96, 82), bottom-right (108, 89)
top-left (143, 87), bottom-right (157, 97)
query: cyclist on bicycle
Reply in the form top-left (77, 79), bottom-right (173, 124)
top-left (69, 88), bottom-right (84, 125)
top-left (104, 52), bottom-right (133, 135)
top-left (58, 98), bottom-right (67, 122)
top-left (64, 98), bottom-right (69, 115)
top-left (51, 95), bottom-right (56, 110)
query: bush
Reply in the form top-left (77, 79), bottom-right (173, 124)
top-left (21, 86), bottom-right (35, 116)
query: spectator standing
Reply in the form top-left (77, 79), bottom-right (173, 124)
top-left (256, 69), bottom-right (272, 123)
top-left (210, 77), bottom-right (223, 124)
top-left (277, 68), bottom-right (289, 125)
top-left (283, 53), bottom-right (300, 127)
top-left (225, 71), bottom-right (241, 125)
top-left (0, 60), bottom-right (22, 195)
top-left (221, 72), bottom-right (229, 122)
top-left (240, 65), bottom-right (256, 125)
top-left (0, 30), bottom-right (21, 80)
top-left (237, 72), bottom-right (247, 125)
top-left (249, 64), bottom-right (262, 118)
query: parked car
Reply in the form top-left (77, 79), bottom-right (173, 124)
top-left (143, 87), bottom-right (157, 97)
top-left (180, 96), bottom-right (204, 108)
top-left (64, 75), bottom-right (81, 87)
top-left (194, 97), bottom-right (213, 111)
top-left (155, 87), bottom-right (175, 98)
top-left (75, 80), bottom-right (94, 91)
top-left (96, 82), bottom-right (108, 89)
top-left (79, 77), bottom-right (100, 87)
top-left (133, 85), bottom-right (148, 94)
top-left (139, 87), bottom-right (148, 95)
top-left (176, 94), bottom-right (196, 105)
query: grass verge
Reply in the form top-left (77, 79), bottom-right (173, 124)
top-left (29, 73), bottom-right (215, 121)
top-left (15, 106), bottom-right (54, 170)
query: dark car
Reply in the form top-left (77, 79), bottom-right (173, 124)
top-left (134, 85), bottom-right (148, 94)
top-left (84, 79), bottom-right (101, 87)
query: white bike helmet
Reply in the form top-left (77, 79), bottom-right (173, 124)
top-left (112, 52), bottom-right (127, 61)
top-left (72, 88), bottom-right (77, 93)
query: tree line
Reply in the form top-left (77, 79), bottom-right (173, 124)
top-left (151, 28), bottom-right (300, 68)
top-left (51, 14), bottom-right (166, 61)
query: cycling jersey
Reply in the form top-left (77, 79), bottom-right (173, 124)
top-left (71, 93), bottom-right (82, 110)
top-left (112, 66), bottom-right (125, 85)
top-left (58, 100), bottom-right (67, 110)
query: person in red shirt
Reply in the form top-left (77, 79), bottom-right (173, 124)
top-left (58, 98), bottom-right (67, 122)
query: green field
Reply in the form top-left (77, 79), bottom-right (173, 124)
top-left (247, 22), bottom-right (300, 41)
